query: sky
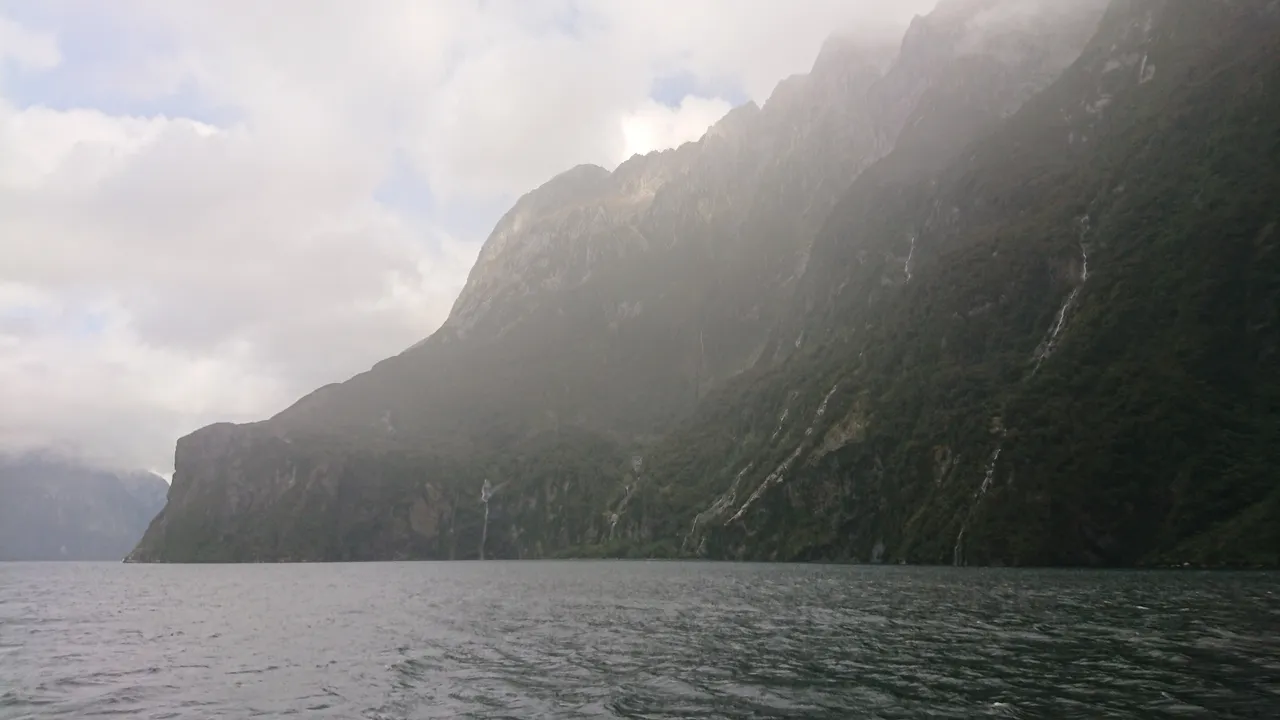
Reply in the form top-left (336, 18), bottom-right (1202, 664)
top-left (0, 0), bottom-right (933, 476)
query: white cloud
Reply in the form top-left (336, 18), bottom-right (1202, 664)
top-left (621, 96), bottom-right (736, 161)
top-left (593, 0), bottom-right (924, 102)
top-left (0, 14), bottom-right (60, 70)
top-left (0, 1), bottom-right (934, 472)
top-left (0, 299), bottom-right (284, 472)
top-left (0, 100), bottom-right (474, 470)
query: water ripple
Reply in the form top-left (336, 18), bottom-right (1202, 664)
top-left (0, 562), bottom-right (1276, 719)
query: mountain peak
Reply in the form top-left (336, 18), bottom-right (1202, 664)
top-left (550, 162), bottom-right (611, 184)
top-left (124, 0), bottom-right (1280, 568)
top-left (523, 163), bottom-right (612, 210)
top-left (811, 32), bottom-right (897, 77)
top-left (705, 100), bottom-right (760, 142)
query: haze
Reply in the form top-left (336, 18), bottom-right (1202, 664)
top-left (0, 0), bottom-right (934, 475)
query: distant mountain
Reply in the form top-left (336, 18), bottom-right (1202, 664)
top-left (0, 454), bottom-right (169, 561)
top-left (129, 0), bottom-right (1277, 566)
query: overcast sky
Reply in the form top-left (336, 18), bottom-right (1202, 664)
top-left (0, 0), bottom-right (934, 475)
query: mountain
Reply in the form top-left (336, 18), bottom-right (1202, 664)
top-left (129, 0), bottom-right (1277, 566)
top-left (639, 0), bottom-right (1280, 567)
top-left (0, 453), bottom-right (169, 561)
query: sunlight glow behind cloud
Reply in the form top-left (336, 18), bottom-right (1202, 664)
top-left (0, 0), bottom-right (933, 472)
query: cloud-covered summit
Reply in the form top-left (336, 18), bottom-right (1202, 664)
top-left (0, 0), bottom-right (932, 473)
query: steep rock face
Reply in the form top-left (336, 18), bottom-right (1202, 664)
top-left (273, 37), bottom-right (897, 446)
top-left (132, 0), bottom-right (1136, 564)
top-left (131, 16), bottom-right (900, 562)
top-left (644, 0), bottom-right (1280, 567)
top-left (1, 454), bottom-right (168, 561)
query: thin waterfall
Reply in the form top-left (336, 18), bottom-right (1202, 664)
top-left (609, 483), bottom-right (635, 541)
top-left (904, 234), bottom-right (917, 282)
top-left (1033, 217), bottom-right (1091, 371)
top-left (479, 478), bottom-right (493, 560)
top-left (683, 463), bottom-right (754, 553)
top-left (953, 444), bottom-right (1003, 566)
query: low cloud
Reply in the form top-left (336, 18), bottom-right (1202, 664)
top-left (622, 97), bottom-right (736, 161)
top-left (0, 0), bottom-right (932, 472)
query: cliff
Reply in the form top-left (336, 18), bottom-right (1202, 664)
top-left (129, 0), bottom-right (1277, 567)
top-left (642, 0), bottom-right (1280, 567)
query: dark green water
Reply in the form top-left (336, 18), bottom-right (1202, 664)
top-left (1, 562), bottom-right (1276, 718)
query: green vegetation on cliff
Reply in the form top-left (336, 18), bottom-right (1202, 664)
top-left (130, 0), bottom-right (1279, 567)
top-left (638, 0), bottom-right (1280, 567)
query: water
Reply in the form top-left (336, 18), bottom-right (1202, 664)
top-left (1, 563), bottom-right (1277, 719)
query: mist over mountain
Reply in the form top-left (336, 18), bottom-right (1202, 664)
top-left (128, 0), bottom-right (1279, 567)
top-left (1, 452), bottom-right (168, 561)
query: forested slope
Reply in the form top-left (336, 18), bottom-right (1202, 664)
top-left (129, 0), bottom-right (1277, 566)
top-left (637, 0), bottom-right (1280, 567)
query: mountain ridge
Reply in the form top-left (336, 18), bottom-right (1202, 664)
top-left (636, 0), bottom-right (1280, 567)
top-left (127, 0), bottom-right (1277, 566)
